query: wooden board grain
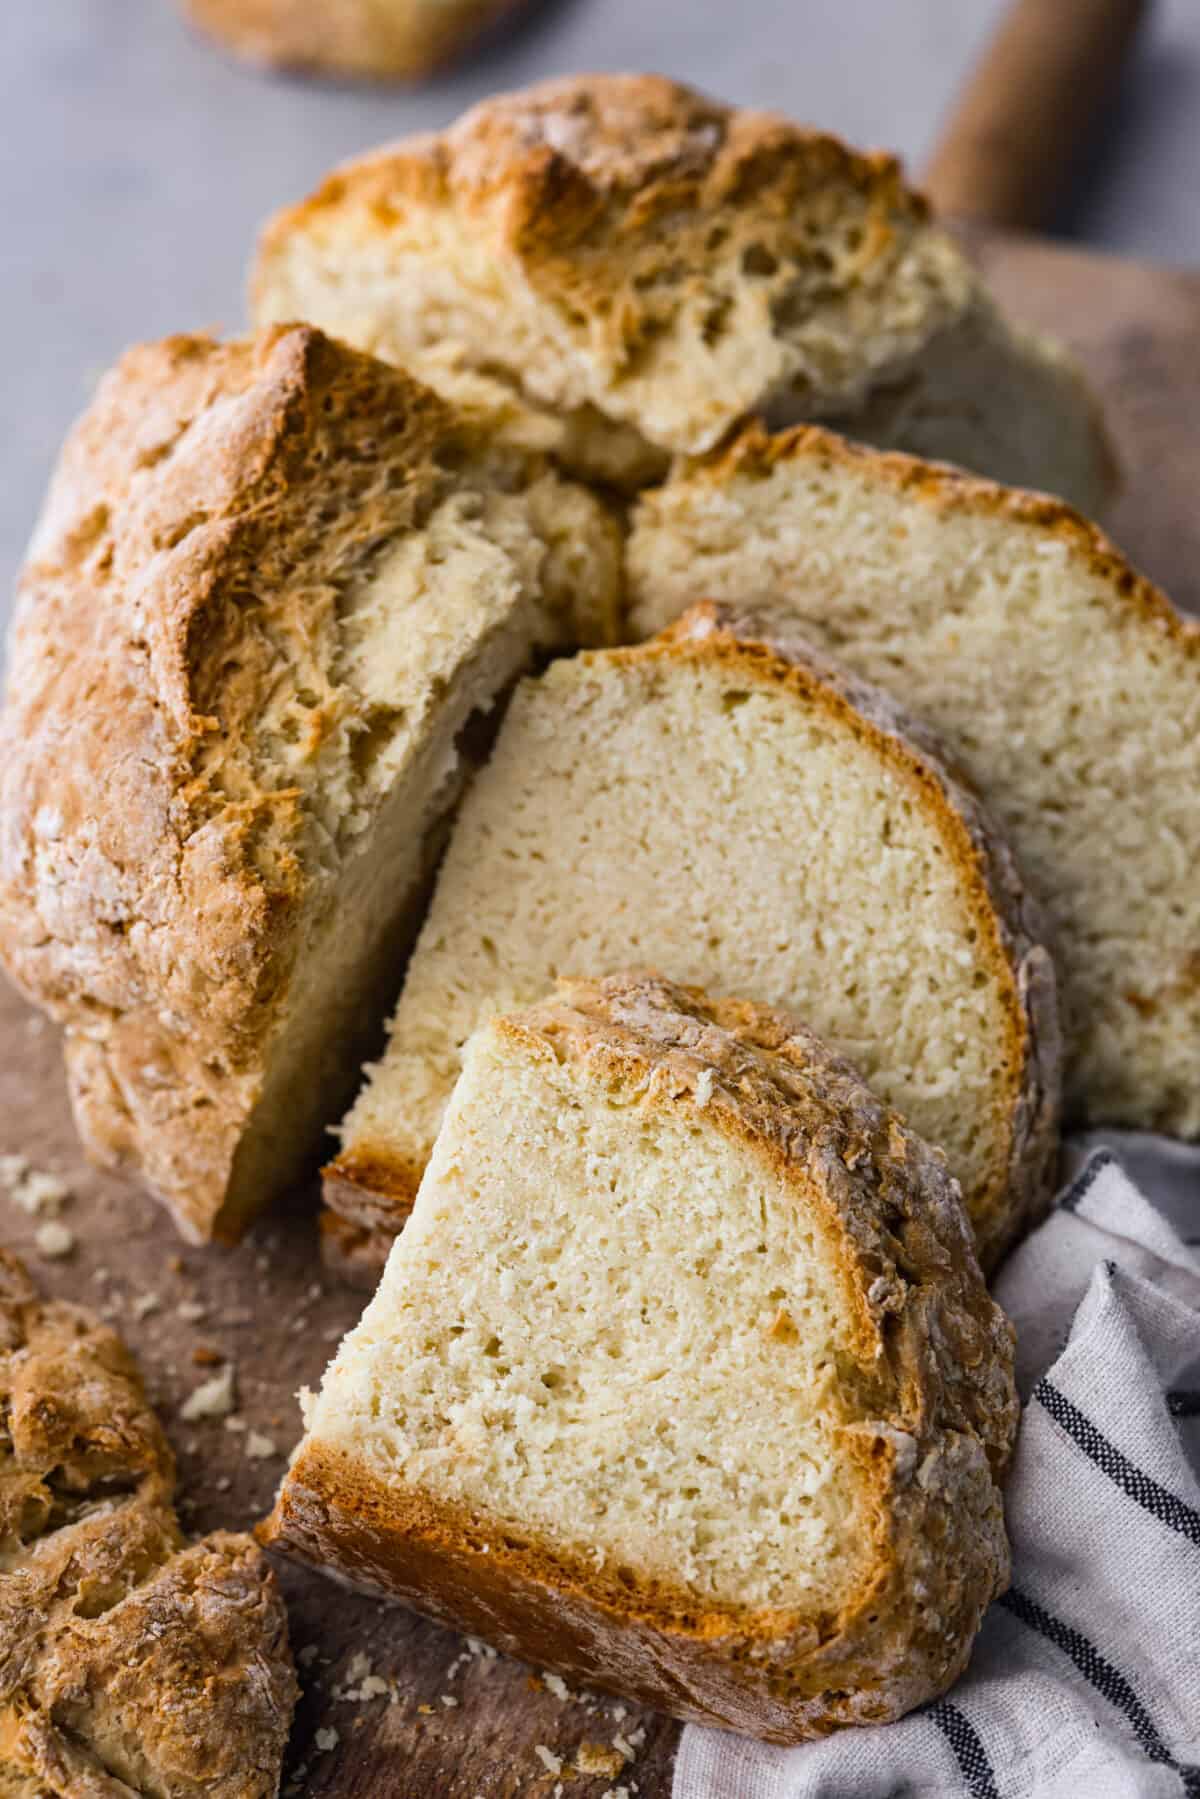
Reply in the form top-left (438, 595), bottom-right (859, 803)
top-left (2, 233), bottom-right (1198, 1798)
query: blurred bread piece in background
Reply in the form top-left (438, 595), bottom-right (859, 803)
top-left (252, 72), bottom-right (1114, 509)
top-left (184, 0), bottom-right (527, 82)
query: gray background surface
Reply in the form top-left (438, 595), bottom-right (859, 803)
top-left (5, 0), bottom-right (1200, 613)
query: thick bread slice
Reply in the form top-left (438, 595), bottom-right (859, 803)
top-left (251, 72), bottom-right (1113, 509)
top-left (629, 425), bottom-right (1200, 1137)
top-left (184, 0), bottom-right (524, 81)
top-left (264, 973), bottom-right (1017, 1742)
top-left (0, 324), bottom-right (622, 1244)
top-left (0, 1252), bottom-right (296, 1796)
top-left (329, 603), bottom-right (1060, 1275)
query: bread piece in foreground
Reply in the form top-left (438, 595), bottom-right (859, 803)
top-left (0, 324), bottom-right (621, 1244)
top-left (329, 603), bottom-right (1059, 1277)
top-left (265, 973), bottom-right (1017, 1742)
top-left (185, 0), bottom-right (523, 81)
top-left (0, 1251), bottom-right (296, 1796)
top-left (252, 73), bottom-right (1112, 508)
top-left (629, 424), bottom-right (1200, 1137)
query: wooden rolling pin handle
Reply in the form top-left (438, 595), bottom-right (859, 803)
top-left (923, 0), bottom-right (1152, 231)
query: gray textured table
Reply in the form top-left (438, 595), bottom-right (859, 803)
top-left (4, 0), bottom-right (1200, 613)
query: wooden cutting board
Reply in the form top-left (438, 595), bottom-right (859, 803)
top-left (2, 231), bottom-right (1198, 1799)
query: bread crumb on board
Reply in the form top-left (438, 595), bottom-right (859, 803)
top-left (34, 1220), bottom-right (75, 1260)
top-left (179, 1364), bottom-right (235, 1421)
top-left (0, 1156), bottom-right (71, 1216)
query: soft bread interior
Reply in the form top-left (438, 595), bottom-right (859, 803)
top-left (306, 1017), bottom-right (876, 1614)
top-left (629, 443), bottom-right (1200, 1135)
top-left (176, 484), bottom-right (614, 1239)
top-left (341, 644), bottom-right (1022, 1243)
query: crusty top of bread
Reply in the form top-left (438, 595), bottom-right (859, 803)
top-left (0, 323), bottom-right (620, 1242)
top-left (0, 1252), bottom-right (296, 1797)
top-left (252, 74), bottom-right (973, 459)
top-left (629, 422), bottom-right (1200, 1137)
top-left (267, 972), bottom-right (1017, 1742)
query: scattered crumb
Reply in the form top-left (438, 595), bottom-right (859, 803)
top-left (244, 1430), bottom-right (277, 1460)
top-left (417, 1704), bottom-right (434, 1715)
top-left (610, 1705), bottom-right (627, 1721)
top-left (577, 1742), bottom-right (625, 1778)
top-left (313, 1727), bottom-right (338, 1754)
top-left (177, 1299), bottom-right (207, 1323)
top-left (440, 1695), bottom-right (458, 1709)
top-left (543, 1671), bottom-right (570, 1702)
top-left (192, 1344), bottom-right (223, 1366)
top-left (613, 1732), bottom-right (635, 1760)
top-left (214, 1476), bottom-right (232, 1493)
top-left (92, 1267), bottom-right (110, 1284)
top-left (359, 1676), bottom-right (390, 1701)
top-left (34, 1221), bottom-right (75, 1259)
top-left (179, 1364), bottom-right (235, 1421)
top-left (131, 1292), bottom-right (160, 1321)
top-left (7, 1165), bottom-right (71, 1216)
top-left (224, 1415), bottom-right (247, 1433)
top-left (534, 1746), bottom-right (563, 1776)
top-left (346, 1653), bottom-right (372, 1683)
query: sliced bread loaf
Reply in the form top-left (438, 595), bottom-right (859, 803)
top-left (629, 425), bottom-right (1200, 1136)
top-left (251, 73), bottom-right (1112, 510)
top-left (265, 973), bottom-right (1018, 1742)
top-left (328, 604), bottom-right (1059, 1275)
top-left (184, 0), bottom-right (524, 81)
top-left (0, 324), bottom-right (622, 1243)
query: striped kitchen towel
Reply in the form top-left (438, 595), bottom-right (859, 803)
top-left (674, 1145), bottom-right (1200, 1799)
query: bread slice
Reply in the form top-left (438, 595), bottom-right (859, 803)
top-left (629, 424), bottom-right (1200, 1137)
top-left (251, 73), bottom-right (1112, 509)
top-left (0, 324), bottom-right (622, 1244)
top-left (0, 1251), bottom-right (296, 1796)
top-left (265, 973), bottom-right (1017, 1741)
top-left (328, 604), bottom-right (1060, 1276)
top-left (184, 0), bottom-right (523, 81)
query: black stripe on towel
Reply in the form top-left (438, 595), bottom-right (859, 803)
top-left (1000, 1587), bottom-right (1200, 1794)
top-left (928, 1700), bottom-right (1000, 1799)
top-left (1168, 1390), bottom-right (1200, 1419)
top-left (1059, 1150), bottom-right (1117, 1214)
top-left (1034, 1378), bottom-right (1200, 1547)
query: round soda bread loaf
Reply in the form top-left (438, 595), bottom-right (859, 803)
top-left (251, 72), bottom-right (1113, 508)
top-left (0, 1251), bottom-right (296, 1796)
top-left (263, 972), bottom-right (1018, 1744)
top-left (184, 0), bottom-right (524, 81)
top-left (327, 602), bottom-right (1060, 1279)
top-left (628, 423), bottom-right (1200, 1138)
top-left (0, 323), bottom-right (621, 1244)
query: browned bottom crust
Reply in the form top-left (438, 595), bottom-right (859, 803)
top-left (261, 1438), bottom-right (1002, 1745)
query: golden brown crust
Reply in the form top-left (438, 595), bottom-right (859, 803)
top-left (0, 1252), bottom-right (296, 1797)
top-left (185, 0), bottom-right (524, 81)
top-left (265, 973), bottom-right (1017, 1744)
top-left (322, 601), bottom-right (1061, 1272)
top-left (317, 1205), bottom-right (395, 1289)
top-left (679, 419), bottom-right (1200, 656)
top-left (0, 323), bottom-right (619, 1244)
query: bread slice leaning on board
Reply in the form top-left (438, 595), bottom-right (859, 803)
top-left (251, 72), bottom-right (1113, 511)
top-left (327, 604), bottom-right (1060, 1280)
top-left (0, 324), bottom-right (622, 1244)
top-left (264, 973), bottom-right (1018, 1743)
top-left (184, 0), bottom-right (524, 82)
top-left (629, 425), bottom-right (1200, 1138)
